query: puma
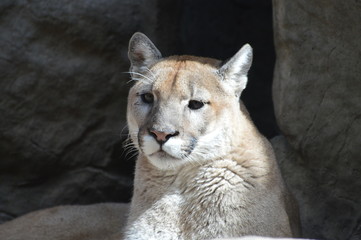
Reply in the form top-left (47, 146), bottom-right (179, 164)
top-left (124, 33), bottom-right (300, 239)
top-left (0, 33), bottom-right (300, 240)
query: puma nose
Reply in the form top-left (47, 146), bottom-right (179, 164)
top-left (149, 129), bottom-right (179, 144)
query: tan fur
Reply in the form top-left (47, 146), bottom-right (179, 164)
top-left (125, 33), bottom-right (301, 239)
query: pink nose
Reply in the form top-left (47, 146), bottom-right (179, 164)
top-left (149, 129), bottom-right (179, 143)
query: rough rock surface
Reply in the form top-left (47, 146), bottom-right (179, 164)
top-left (272, 0), bottom-right (361, 239)
top-left (0, 203), bottom-right (130, 240)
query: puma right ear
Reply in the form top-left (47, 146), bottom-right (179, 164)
top-left (128, 32), bottom-right (162, 75)
top-left (219, 44), bottom-right (253, 97)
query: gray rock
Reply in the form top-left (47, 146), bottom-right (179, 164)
top-left (272, 1), bottom-right (361, 237)
top-left (0, 203), bottom-right (130, 240)
top-left (273, 0), bottom-right (361, 239)
top-left (272, 136), bottom-right (361, 240)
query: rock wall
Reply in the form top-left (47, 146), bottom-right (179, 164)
top-left (272, 0), bottom-right (361, 239)
top-left (0, 0), bottom-right (276, 223)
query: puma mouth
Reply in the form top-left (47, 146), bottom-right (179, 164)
top-left (141, 134), bottom-right (197, 165)
top-left (150, 150), bottom-right (180, 160)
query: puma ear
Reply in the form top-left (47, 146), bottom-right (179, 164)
top-left (128, 32), bottom-right (162, 75)
top-left (219, 44), bottom-right (253, 97)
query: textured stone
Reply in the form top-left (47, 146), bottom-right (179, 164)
top-left (0, 203), bottom-right (130, 240)
top-left (273, 0), bottom-right (361, 239)
top-left (272, 136), bottom-right (361, 240)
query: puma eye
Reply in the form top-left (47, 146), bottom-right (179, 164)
top-left (188, 100), bottom-right (204, 110)
top-left (140, 93), bottom-right (154, 104)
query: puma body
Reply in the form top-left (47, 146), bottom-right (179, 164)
top-left (124, 33), bottom-right (300, 239)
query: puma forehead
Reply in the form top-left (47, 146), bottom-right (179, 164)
top-left (148, 58), bottom-right (226, 103)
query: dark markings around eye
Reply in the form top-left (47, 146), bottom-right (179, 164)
top-left (140, 93), bottom-right (154, 104)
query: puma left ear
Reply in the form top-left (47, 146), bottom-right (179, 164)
top-left (219, 44), bottom-right (253, 97)
top-left (128, 32), bottom-right (162, 75)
